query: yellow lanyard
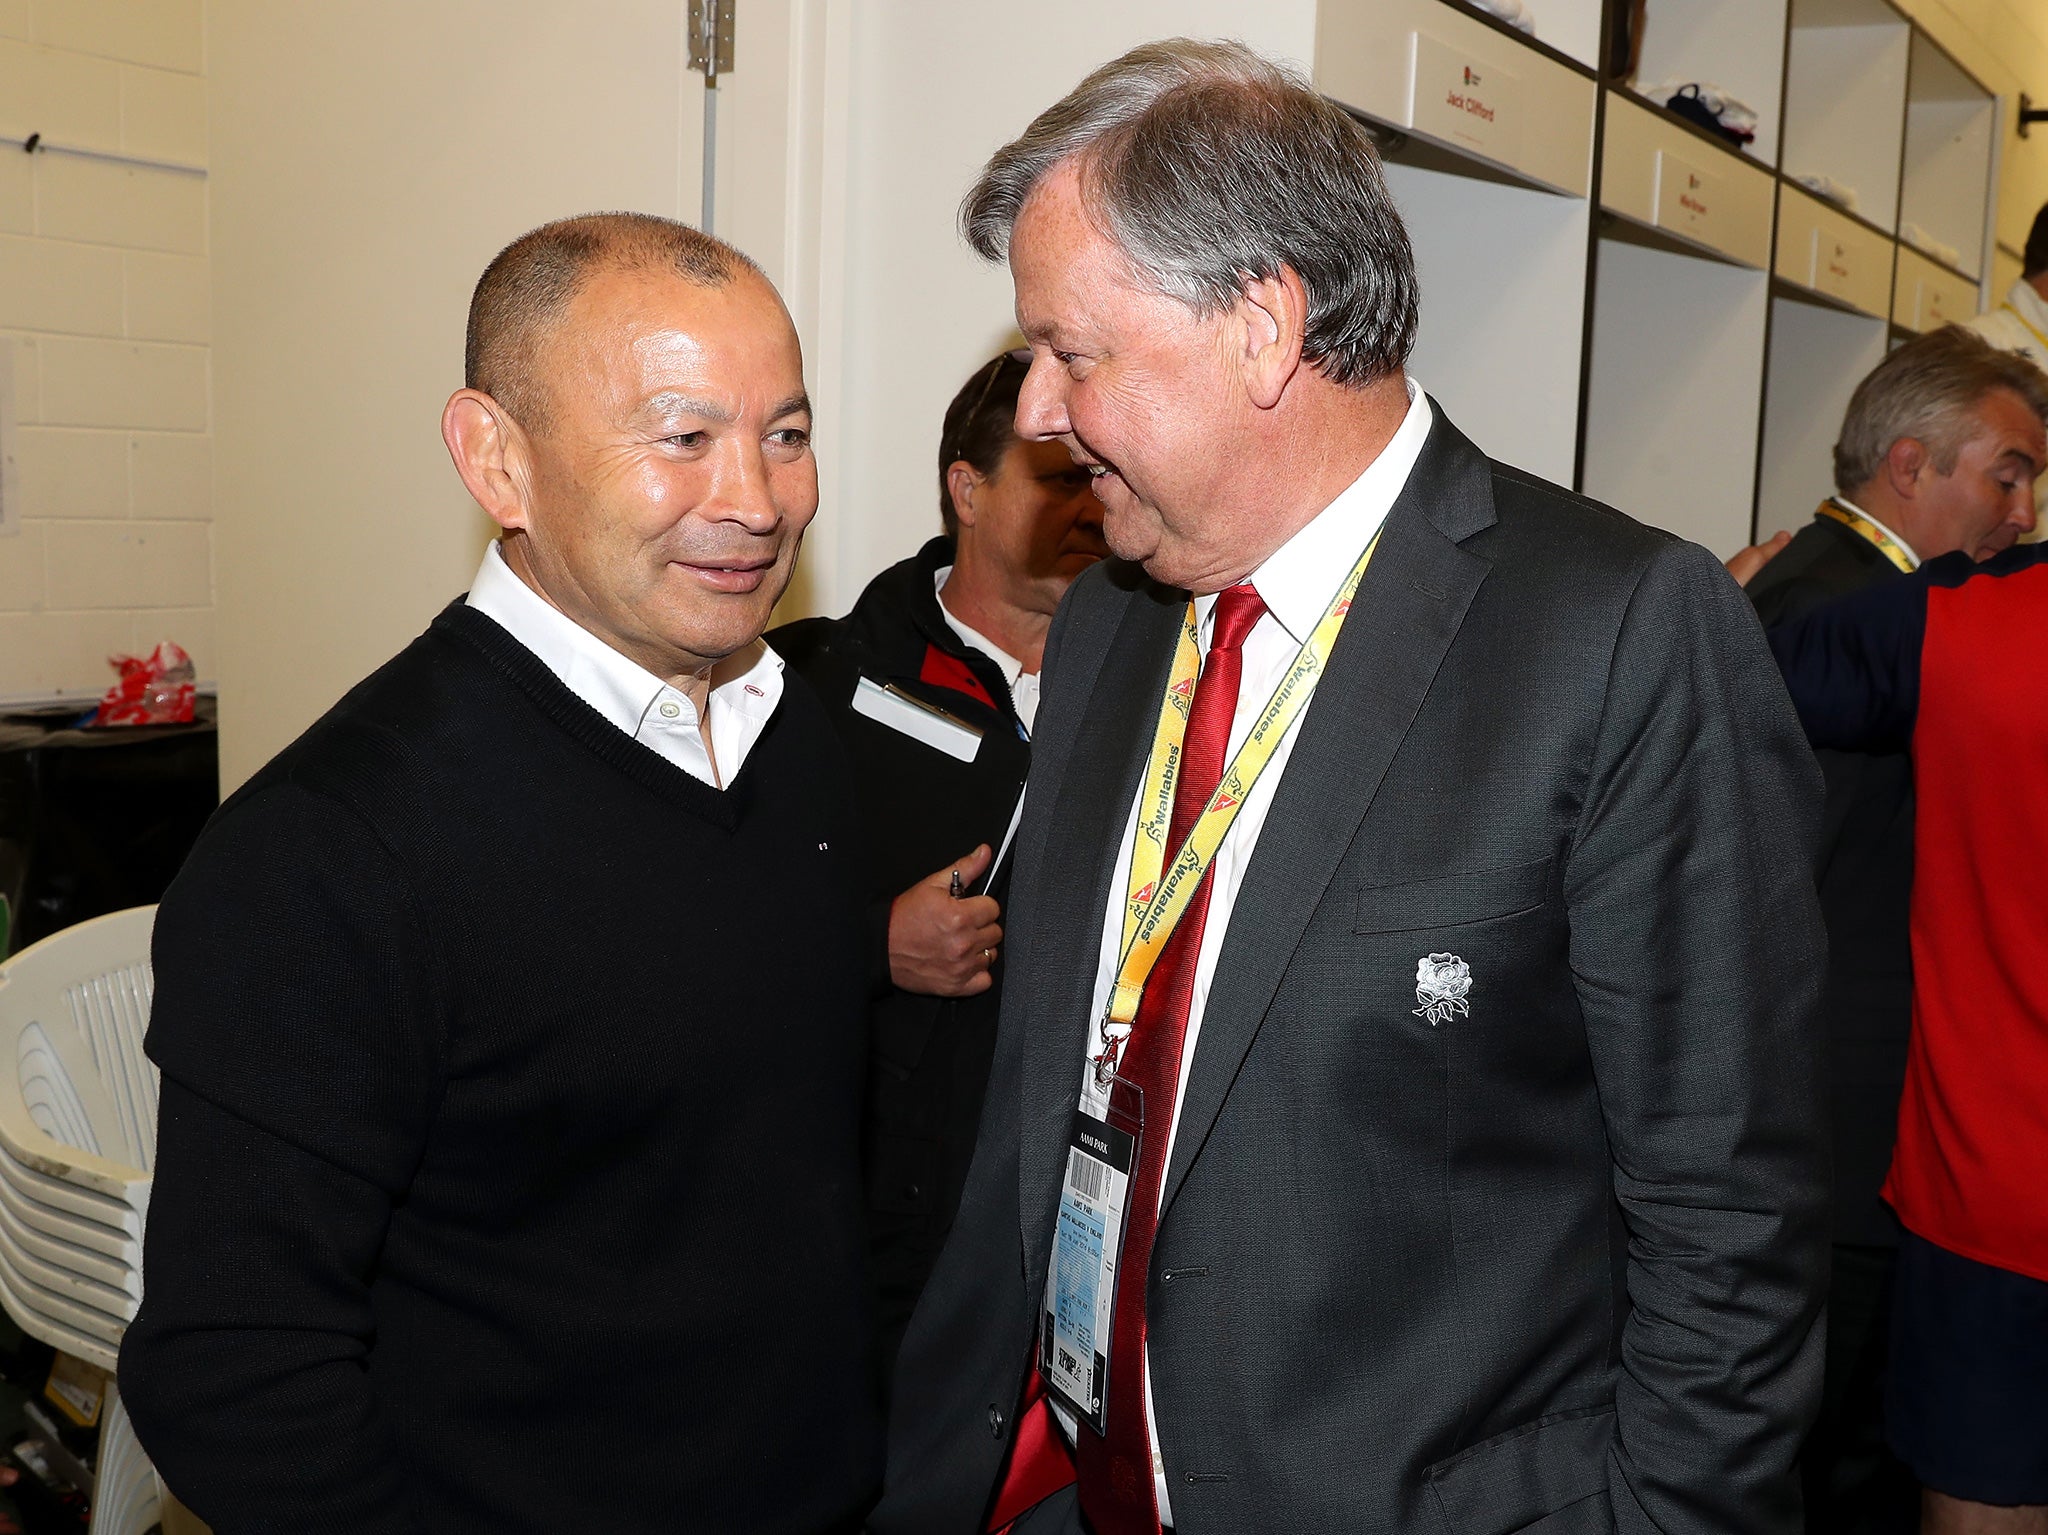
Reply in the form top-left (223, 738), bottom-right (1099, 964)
top-left (1093, 530), bottom-right (1383, 1083)
top-left (2002, 302), bottom-right (2048, 357)
top-left (1815, 499), bottom-right (1915, 575)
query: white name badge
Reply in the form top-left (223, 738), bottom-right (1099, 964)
top-left (1041, 1102), bottom-right (1138, 1435)
top-left (850, 675), bottom-right (983, 763)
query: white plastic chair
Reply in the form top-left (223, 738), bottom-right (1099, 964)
top-left (87, 1389), bottom-right (161, 1535)
top-left (0, 906), bottom-right (163, 1533)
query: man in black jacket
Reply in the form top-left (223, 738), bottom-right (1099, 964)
top-left (120, 214), bottom-right (882, 1533)
top-left (772, 349), bottom-right (1106, 1385)
top-left (1741, 325), bottom-right (2048, 1533)
top-left (877, 40), bottom-right (1828, 1535)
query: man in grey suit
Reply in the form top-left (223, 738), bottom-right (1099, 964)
top-left (874, 39), bottom-right (1831, 1535)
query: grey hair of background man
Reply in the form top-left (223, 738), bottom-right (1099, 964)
top-left (1833, 324), bottom-right (2048, 494)
top-left (962, 38), bottom-right (1419, 388)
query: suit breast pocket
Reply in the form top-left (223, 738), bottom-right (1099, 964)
top-left (1353, 857), bottom-right (1554, 934)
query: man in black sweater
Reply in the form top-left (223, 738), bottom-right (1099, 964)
top-left (118, 214), bottom-right (882, 1532)
top-left (771, 350), bottom-right (1105, 1388)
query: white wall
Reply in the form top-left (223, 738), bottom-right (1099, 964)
top-left (1582, 236), bottom-right (1772, 558)
top-left (1892, 0), bottom-right (2048, 272)
top-left (1756, 297), bottom-right (1888, 536)
top-left (0, 0), bottom-right (211, 700)
top-left (207, 0), bottom-right (707, 787)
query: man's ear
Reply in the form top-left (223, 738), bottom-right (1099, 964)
top-left (1234, 265), bottom-right (1308, 411)
top-left (945, 459), bottom-right (983, 531)
top-left (442, 389), bottom-right (534, 532)
top-left (1883, 436), bottom-right (1930, 501)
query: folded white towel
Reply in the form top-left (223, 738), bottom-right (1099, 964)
top-left (1717, 98), bottom-right (1760, 136)
top-left (1793, 172), bottom-right (1860, 214)
top-left (1901, 222), bottom-right (1963, 270)
top-left (1468, 0), bottom-right (1537, 34)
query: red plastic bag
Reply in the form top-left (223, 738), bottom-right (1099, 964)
top-left (88, 641), bottom-right (197, 727)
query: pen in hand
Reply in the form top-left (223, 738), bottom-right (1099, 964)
top-left (888, 844), bottom-right (998, 996)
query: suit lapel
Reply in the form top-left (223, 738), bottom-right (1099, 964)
top-left (1019, 578), bottom-right (1184, 1279)
top-left (1158, 413), bottom-right (1496, 1217)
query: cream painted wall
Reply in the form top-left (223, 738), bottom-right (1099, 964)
top-left (0, 1), bottom-right (212, 701)
top-left (207, 0), bottom-right (707, 788)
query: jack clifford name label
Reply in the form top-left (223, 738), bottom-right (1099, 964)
top-left (1823, 240), bottom-right (1854, 286)
top-left (1409, 31), bottom-right (1523, 166)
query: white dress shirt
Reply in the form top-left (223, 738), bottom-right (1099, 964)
top-left (465, 541), bottom-right (784, 789)
top-left (1063, 378), bottom-right (1434, 1521)
top-left (1829, 496), bottom-right (1921, 569)
top-left (933, 566), bottom-right (1040, 734)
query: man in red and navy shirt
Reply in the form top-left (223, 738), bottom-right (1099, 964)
top-left (1745, 325), bottom-right (2048, 1532)
top-left (1770, 530), bottom-right (2048, 1532)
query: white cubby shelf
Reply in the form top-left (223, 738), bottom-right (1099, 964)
top-left (1315, 0), bottom-right (2004, 559)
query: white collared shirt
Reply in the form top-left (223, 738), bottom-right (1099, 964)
top-left (1830, 496), bottom-right (1921, 569)
top-left (465, 541), bottom-right (784, 789)
top-left (932, 566), bottom-right (1040, 734)
top-left (1063, 378), bottom-right (1435, 1519)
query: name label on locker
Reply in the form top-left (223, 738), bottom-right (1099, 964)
top-left (1653, 150), bottom-right (1722, 244)
top-left (1814, 232), bottom-right (1860, 301)
top-left (1918, 278), bottom-right (1959, 329)
top-left (1408, 31), bottom-right (1522, 167)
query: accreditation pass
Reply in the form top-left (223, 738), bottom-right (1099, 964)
top-left (1041, 1107), bottom-right (1136, 1435)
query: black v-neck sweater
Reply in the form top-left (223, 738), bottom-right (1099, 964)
top-left (120, 603), bottom-right (882, 1534)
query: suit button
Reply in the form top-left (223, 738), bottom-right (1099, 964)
top-left (988, 1404), bottom-right (1006, 1438)
top-left (906, 1184), bottom-right (922, 1200)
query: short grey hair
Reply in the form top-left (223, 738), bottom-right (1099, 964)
top-left (467, 212), bottom-right (760, 431)
top-left (1834, 325), bottom-right (2048, 494)
top-left (962, 38), bottom-right (1418, 388)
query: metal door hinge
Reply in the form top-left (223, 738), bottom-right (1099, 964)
top-left (689, 0), bottom-right (735, 84)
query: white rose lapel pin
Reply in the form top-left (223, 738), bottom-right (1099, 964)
top-left (1413, 952), bottom-right (1472, 1026)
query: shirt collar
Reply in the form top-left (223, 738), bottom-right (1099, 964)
top-left (1197, 376), bottom-right (1434, 645)
top-left (2008, 278), bottom-right (2048, 338)
top-left (465, 541), bottom-right (783, 734)
top-left (1830, 496), bottom-right (1922, 569)
top-left (932, 566), bottom-right (1026, 687)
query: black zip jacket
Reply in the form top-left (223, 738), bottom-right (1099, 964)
top-left (770, 536), bottom-right (1031, 1390)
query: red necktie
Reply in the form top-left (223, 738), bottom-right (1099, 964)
top-left (1074, 584), bottom-right (1268, 1535)
top-left (986, 1366), bottom-right (1073, 1533)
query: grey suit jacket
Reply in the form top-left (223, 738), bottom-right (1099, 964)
top-left (873, 408), bottom-right (1830, 1535)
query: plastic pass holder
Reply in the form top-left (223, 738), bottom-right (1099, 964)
top-left (1041, 1075), bottom-right (1142, 1436)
